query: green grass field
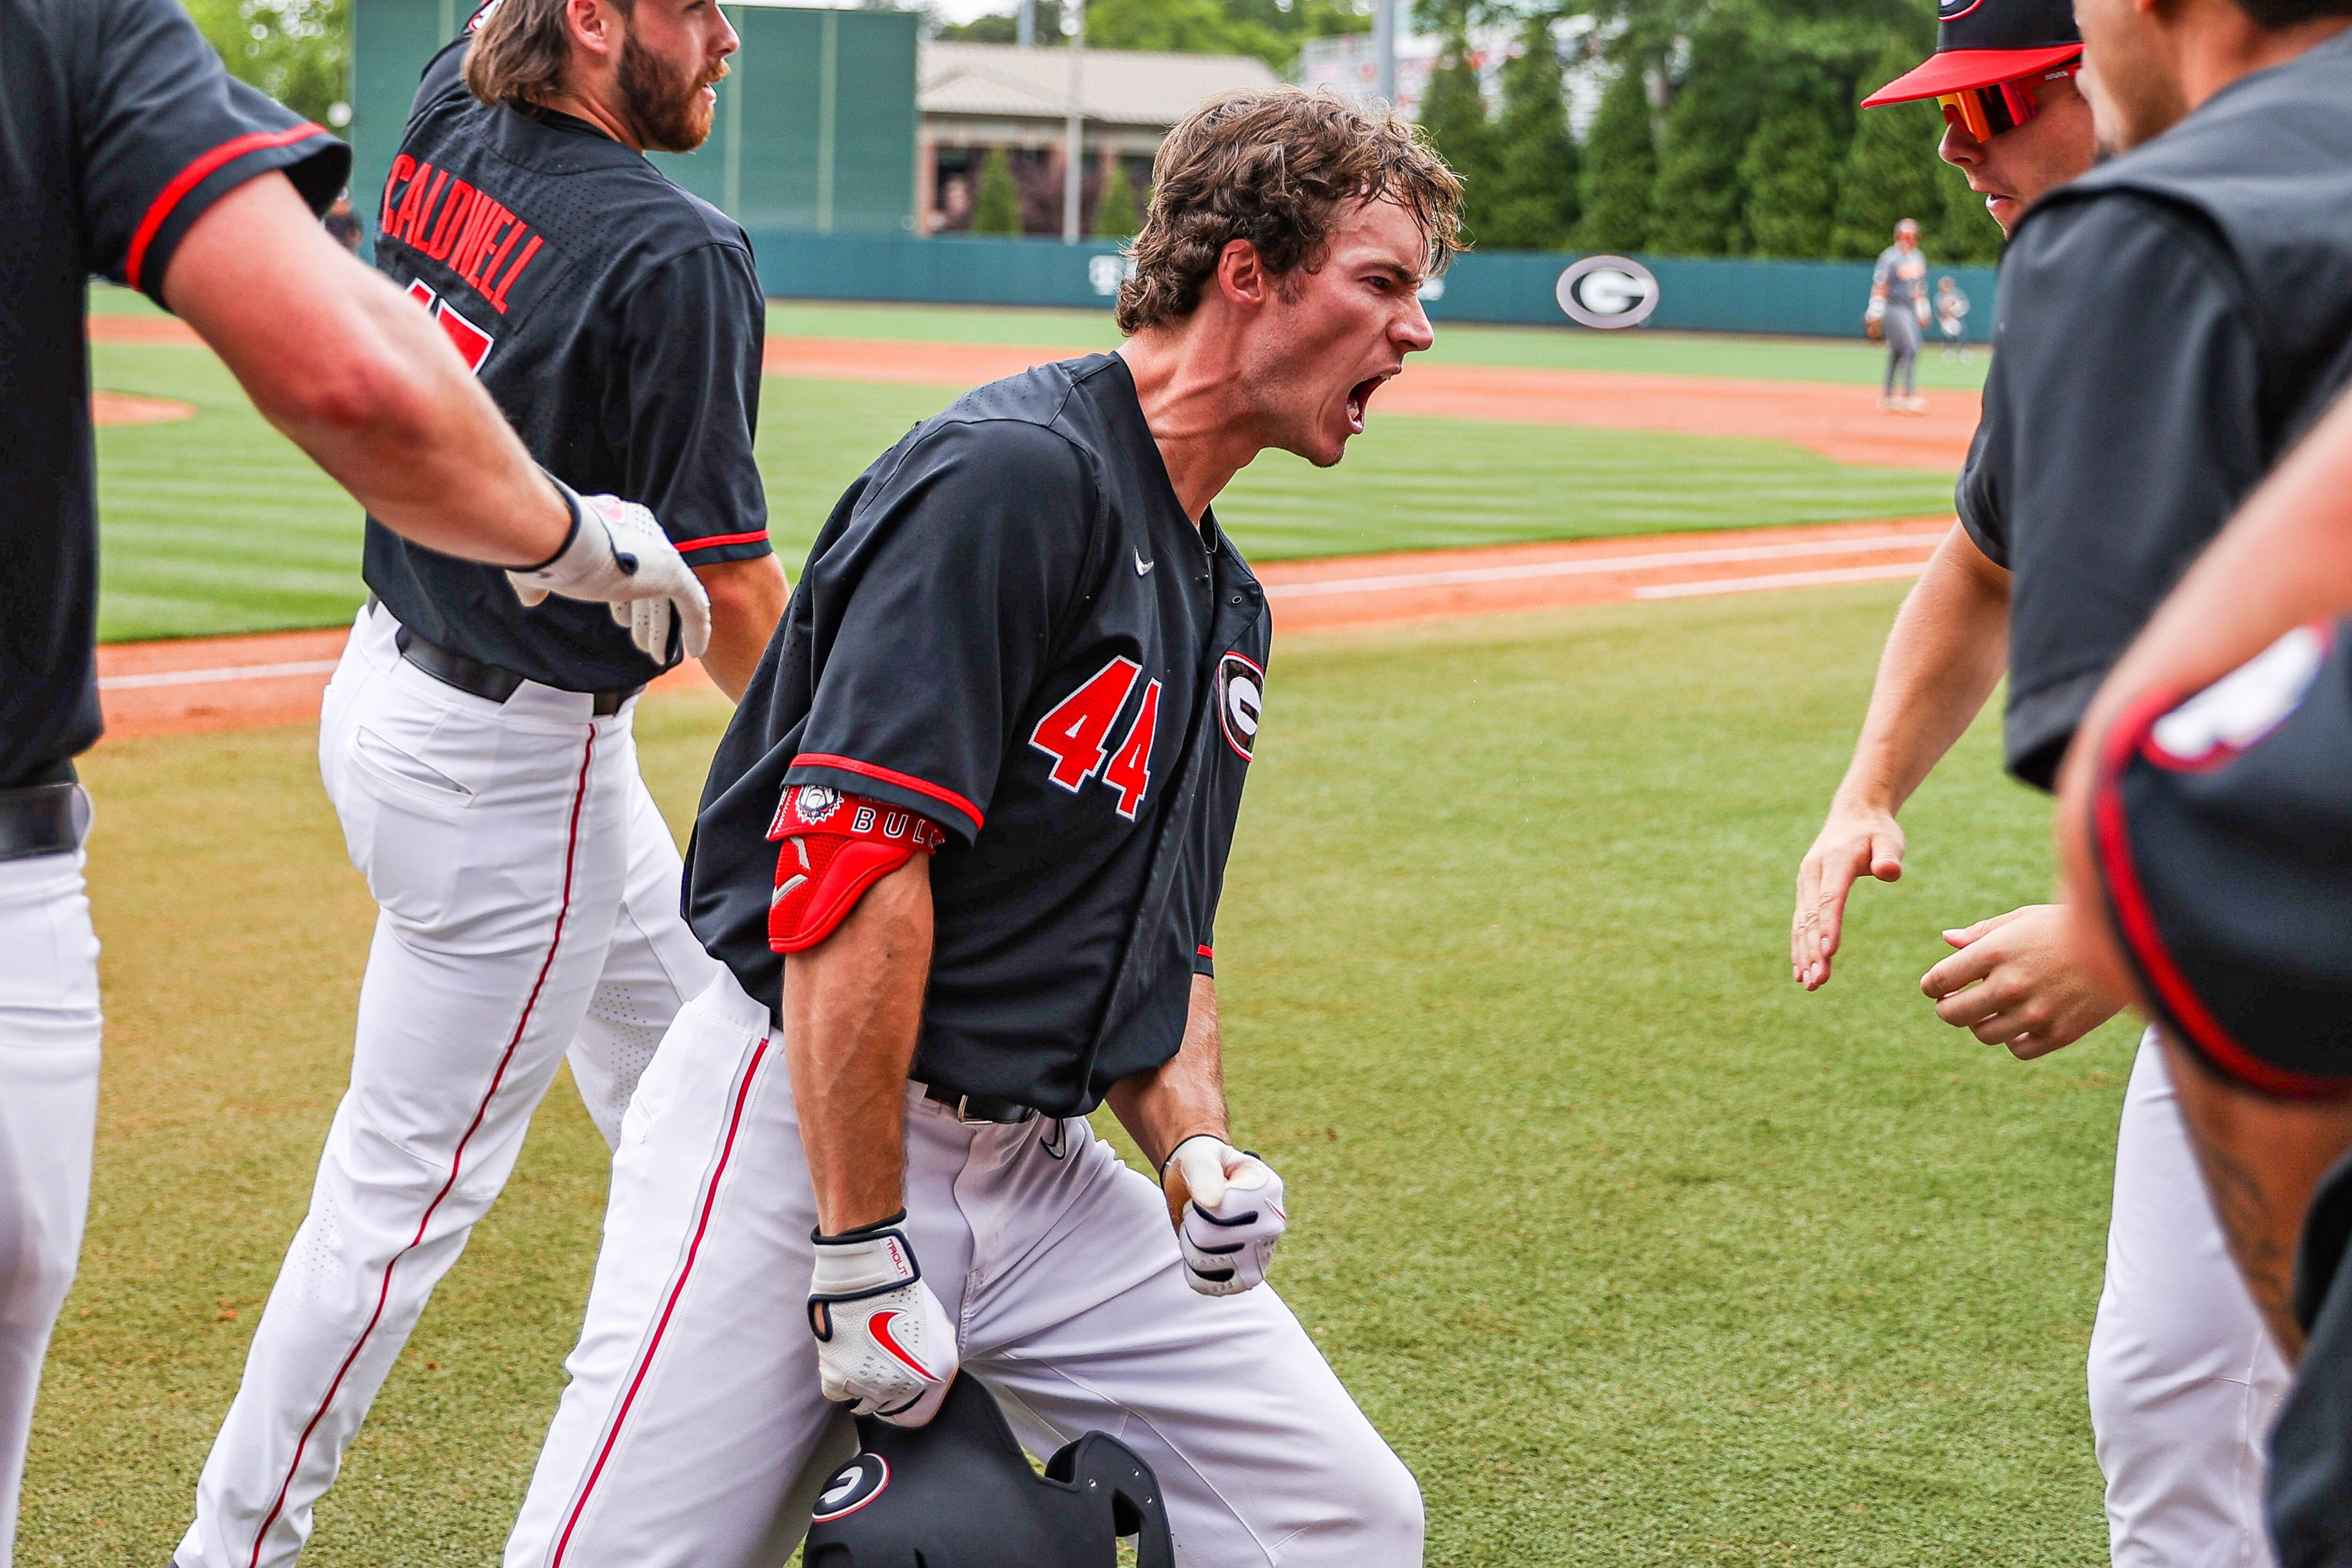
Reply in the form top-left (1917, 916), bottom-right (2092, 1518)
top-left (89, 290), bottom-right (1961, 641)
top-left (28, 584), bottom-right (2126, 1566)
top-left (761, 299), bottom-right (1994, 390)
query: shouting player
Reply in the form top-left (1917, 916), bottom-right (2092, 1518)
top-left (173, 2), bottom-right (787, 1564)
top-left (499, 88), bottom-right (1455, 1568)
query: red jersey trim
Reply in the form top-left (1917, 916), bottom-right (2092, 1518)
top-left (126, 123), bottom-right (332, 293)
top-left (672, 528), bottom-right (772, 553)
top-left (2092, 686), bottom-right (2351, 1100)
top-left (1197, 945), bottom-right (1214, 959)
top-left (791, 754), bottom-right (982, 836)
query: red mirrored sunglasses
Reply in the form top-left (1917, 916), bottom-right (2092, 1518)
top-left (1937, 60), bottom-right (2080, 140)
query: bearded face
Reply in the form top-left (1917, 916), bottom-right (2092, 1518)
top-left (618, 23), bottom-right (723, 153)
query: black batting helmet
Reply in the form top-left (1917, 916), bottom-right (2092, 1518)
top-left (803, 1374), bottom-right (1174, 1568)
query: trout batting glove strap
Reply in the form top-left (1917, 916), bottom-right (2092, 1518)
top-left (809, 1213), bottom-right (960, 1427)
top-left (768, 785), bottom-right (946, 953)
top-left (506, 472), bottom-right (713, 662)
top-left (1161, 1136), bottom-right (1287, 1296)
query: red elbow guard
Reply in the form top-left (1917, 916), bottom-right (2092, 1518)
top-left (766, 785), bottom-right (946, 954)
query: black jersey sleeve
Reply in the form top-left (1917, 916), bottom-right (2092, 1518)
top-left (1988, 194), bottom-right (2265, 789)
top-left (783, 419), bottom-right (1099, 844)
top-left (74, 0), bottom-right (349, 305)
top-left (1955, 414), bottom-right (2005, 570)
top-left (614, 239), bottom-right (772, 565)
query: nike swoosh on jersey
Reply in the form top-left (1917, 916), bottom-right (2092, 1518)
top-left (867, 1309), bottom-right (936, 1380)
top-left (1134, 549), bottom-right (1155, 576)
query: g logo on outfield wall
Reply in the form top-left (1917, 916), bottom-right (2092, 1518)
top-left (1556, 256), bottom-right (1660, 330)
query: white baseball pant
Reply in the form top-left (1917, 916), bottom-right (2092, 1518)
top-left (0, 843), bottom-right (103, 1566)
top-left (503, 970), bottom-right (1424, 1568)
top-left (2089, 1032), bottom-right (2291, 1568)
top-left (175, 605), bottom-right (719, 1568)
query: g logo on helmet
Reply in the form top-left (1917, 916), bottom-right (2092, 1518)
top-left (1556, 255), bottom-right (1661, 330)
top-left (811, 1453), bottom-right (890, 1522)
top-left (1217, 652), bottom-right (1263, 762)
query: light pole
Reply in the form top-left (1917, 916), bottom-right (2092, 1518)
top-left (1017, 0), bottom-right (1034, 49)
top-left (1373, 0), bottom-right (1397, 103)
top-left (1062, 0), bottom-right (1085, 243)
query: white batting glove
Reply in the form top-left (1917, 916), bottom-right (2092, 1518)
top-left (507, 474), bottom-right (712, 662)
top-left (807, 1215), bottom-right (959, 1427)
top-left (1162, 1135), bottom-right (1287, 1296)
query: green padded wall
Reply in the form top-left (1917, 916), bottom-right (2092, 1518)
top-left (348, 0), bottom-right (916, 245)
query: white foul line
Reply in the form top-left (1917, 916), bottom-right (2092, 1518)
top-left (1262, 530), bottom-right (1942, 599)
top-left (98, 659), bottom-right (342, 692)
top-left (1632, 562), bottom-right (1928, 600)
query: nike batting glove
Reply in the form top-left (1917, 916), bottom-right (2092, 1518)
top-left (807, 1213), bottom-right (958, 1427)
top-left (1161, 1135), bottom-right (1287, 1296)
top-left (506, 473), bottom-right (713, 662)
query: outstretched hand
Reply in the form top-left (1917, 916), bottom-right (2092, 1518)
top-left (1792, 801), bottom-right (1907, 990)
top-left (1919, 904), bottom-right (2127, 1059)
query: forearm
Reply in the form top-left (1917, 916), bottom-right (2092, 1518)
top-left (1106, 975), bottom-right (1227, 1170)
top-left (782, 857), bottom-right (934, 1233)
top-left (694, 555), bottom-right (790, 702)
top-left (163, 173), bottom-right (567, 567)
top-left (1832, 525), bottom-right (2010, 815)
top-left (2161, 1034), bottom-right (2352, 1361)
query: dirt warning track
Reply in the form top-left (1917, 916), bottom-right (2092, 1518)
top-left (89, 315), bottom-right (1975, 471)
top-left (94, 517), bottom-right (1947, 741)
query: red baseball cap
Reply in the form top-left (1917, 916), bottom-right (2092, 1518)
top-left (1861, 0), bottom-right (2082, 107)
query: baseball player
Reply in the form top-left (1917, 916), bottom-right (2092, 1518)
top-left (498, 88), bottom-right (1456, 1568)
top-left (173, 1), bottom-right (787, 1564)
top-left (2055, 386), bottom-right (2352, 1563)
top-left (1866, 219), bottom-right (1931, 413)
top-left (0, 0), bottom-right (709, 1560)
top-left (1787, 0), bottom-right (2343, 1558)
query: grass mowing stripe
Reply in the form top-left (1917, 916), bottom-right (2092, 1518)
top-left (36, 585), bottom-right (2117, 1565)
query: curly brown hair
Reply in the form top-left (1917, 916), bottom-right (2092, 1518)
top-left (1115, 87), bottom-right (1465, 336)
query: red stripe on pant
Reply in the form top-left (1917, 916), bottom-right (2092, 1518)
top-left (246, 727), bottom-right (599, 1568)
top-left (549, 1031), bottom-right (776, 1566)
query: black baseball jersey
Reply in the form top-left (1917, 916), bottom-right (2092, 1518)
top-left (364, 38), bottom-right (771, 692)
top-left (2089, 621), bottom-right (2352, 1095)
top-left (1963, 28), bottom-right (2352, 789)
top-left (684, 356), bottom-right (1272, 1116)
top-left (0, 0), bottom-right (344, 790)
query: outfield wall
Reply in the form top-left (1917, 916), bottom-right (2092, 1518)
top-left (747, 232), bottom-right (2001, 343)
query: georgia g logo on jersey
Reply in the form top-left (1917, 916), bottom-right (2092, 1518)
top-left (1217, 652), bottom-right (1264, 762)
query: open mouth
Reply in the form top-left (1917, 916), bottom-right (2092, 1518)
top-left (1345, 373), bottom-right (1391, 436)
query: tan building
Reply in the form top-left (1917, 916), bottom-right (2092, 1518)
top-left (918, 40), bottom-right (1279, 234)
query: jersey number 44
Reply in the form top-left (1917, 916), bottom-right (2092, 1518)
top-left (1029, 657), bottom-right (1162, 821)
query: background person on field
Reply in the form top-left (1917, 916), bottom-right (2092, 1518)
top-left (170, 0), bottom-right (789, 1562)
top-left (0, 0), bottom-right (710, 1562)
top-left (2054, 385), bottom-right (2352, 1567)
top-left (1936, 276), bottom-right (1970, 358)
top-left (1789, 0), bottom-right (2317, 1557)
top-left (1867, 218), bottom-right (1932, 412)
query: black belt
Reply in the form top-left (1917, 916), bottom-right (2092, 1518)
top-left (0, 780), bottom-right (87, 862)
top-left (392, 623), bottom-right (641, 716)
top-left (922, 1083), bottom-right (1042, 1125)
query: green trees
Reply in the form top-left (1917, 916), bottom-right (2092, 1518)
top-left (1647, 24), bottom-right (1760, 256)
top-left (1483, 18), bottom-right (1581, 250)
top-left (1577, 61), bottom-right (1657, 253)
top-left (971, 149), bottom-right (1025, 235)
top-left (1740, 71), bottom-right (1850, 259)
top-left (1092, 163), bottom-right (1141, 239)
top-left (1417, 35), bottom-right (1501, 244)
top-left (1830, 35), bottom-right (1945, 259)
top-left (181, 0), bottom-right (347, 125)
top-left (1933, 154), bottom-right (2007, 262)
top-left (943, 0), bottom-right (1371, 73)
